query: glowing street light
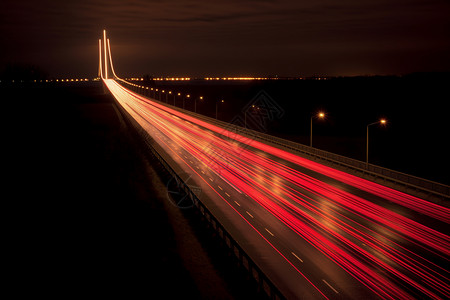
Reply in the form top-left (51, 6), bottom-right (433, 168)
top-left (183, 94), bottom-right (190, 109)
top-left (366, 118), bottom-right (387, 167)
top-left (166, 90), bottom-right (171, 103)
top-left (176, 92), bottom-right (181, 107)
top-left (195, 96), bottom-right (203, 113)
top-left (310, 111), bottom-right (325, 147)
top-left (245, 104), bottom-right (260, 129)
top-left (216, 99), bottom-right (224, 119)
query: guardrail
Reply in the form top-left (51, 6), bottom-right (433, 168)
top-left (112, 84), bottom-right (286, 300)
top-left (121, 80), bottom-right (450, 203)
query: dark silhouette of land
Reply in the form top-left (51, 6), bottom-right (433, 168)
top-left (4, 83), bottom-right (265, 299)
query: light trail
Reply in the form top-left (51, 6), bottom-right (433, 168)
top-left (107, 39), bottom-right (118, 79)
top-left (98, 39), bottom-right (103, 79)
top-left (103, 30), bottom-right (108, 79)
top-left (104, 78), bottom-right (450, 299)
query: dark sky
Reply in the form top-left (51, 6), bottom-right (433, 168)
top-left (1, 0), bottom-right (449, 78)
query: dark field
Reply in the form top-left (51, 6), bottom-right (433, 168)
top-left (4, 83), bottom-right (264, 299)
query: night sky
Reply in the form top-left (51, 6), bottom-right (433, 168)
top-left (1, 0), bottom-right (449, 78)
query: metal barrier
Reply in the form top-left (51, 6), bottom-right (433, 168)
top-left (121, 79), bottom-right (449, 203)
top-left (112, 87), bottom-right (286, 300)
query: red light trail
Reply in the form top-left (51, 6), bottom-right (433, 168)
top-left (104, 78), bottom-right (449, 299)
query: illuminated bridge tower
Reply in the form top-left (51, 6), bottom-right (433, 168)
top-left (98, 29), bottom-right (118, 80)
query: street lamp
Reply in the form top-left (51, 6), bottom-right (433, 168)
top-left (366, 118), bottom-right (387, 167)
top-left (310, 111), bottom-right (325, 147)
top-left (245, 104), bottom-right (259, 128)
top-left (216, 99), bottom-right (224, 119)
top-left (195, 96), bottom-right (203, 113)
top-left (176, 92), bottom-right (181, 107)
top-left (184, 94), bottom-right (190, 109)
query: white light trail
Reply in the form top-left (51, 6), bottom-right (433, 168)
top-left (107, 38), bottom-right (119, 79)
top-left (98, 39), bottom-right (103, 79)
top-left (103, 29), bottom-right (108, 79)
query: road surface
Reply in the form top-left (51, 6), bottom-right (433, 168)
top-left (105, 78), bottom-right (449, 299)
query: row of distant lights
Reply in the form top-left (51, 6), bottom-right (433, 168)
top-left (205, 77), bottom-right (276, 81)
top-left (125, 77), bottom-right (323, 81)
top-left (2, 77), bottom-right (327, 83)
top-left (126, 82), bottom-right (210, 102)
top-left (125, 77), bottom-right (191, 81)
top-left (0, 78), bottom-right (93, 83)
top-left (127, 82), bottom-right (186, 95)
top-left (53, 78), bottom-right (91, 82)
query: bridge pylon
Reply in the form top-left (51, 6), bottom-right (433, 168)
top-left (98, 29), bottom-right (119, 80)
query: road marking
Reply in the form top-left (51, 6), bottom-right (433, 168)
top-left (291, 252), bottom-right (303, 263)
top-left (190, 160), bottom-right (194, 164)
top-left (234, 201), bottom-right (241, 206)
top-left (322, 279), bottom-right (339, 294)
top-left (225, 192), bottom-right (231, 197)
top-left (218, 185), bottom-right (223, 190)
top-left (265, 228), bottom-right (274, 236)
top-left (246, 211), bottom-right (254, 218)
top-left (201, 171), bottom-right (205, 174)
top-left (209, 177), bottom-right (214, 182)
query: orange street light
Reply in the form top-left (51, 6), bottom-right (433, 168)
top-left (195, 96), bottom-right (203, 113)
top-left (310, 111), bottom-right (326, 147)
top-left (183, 94), bottom-right (190, 109)
top-left (245, 104), bottom-right (260, 128)
top-left (216, 99), bottom-right (224, 119)
top-left (366, 118), bottom-right (387, 167)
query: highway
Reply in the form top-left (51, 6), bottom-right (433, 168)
top-left (104, 78), bottom-right (449, 299)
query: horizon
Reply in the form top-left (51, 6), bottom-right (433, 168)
top-left (1, 1), bottom-right (449, 78)
top-left (1, 60), bottom-right (449, 82)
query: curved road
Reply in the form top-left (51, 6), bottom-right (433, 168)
top-left (105, 79), bottom-right (449, 299)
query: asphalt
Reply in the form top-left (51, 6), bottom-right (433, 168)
top-left (4, 82), bottom-right (264, 299)
top-left (109, 79), bottom-right (448, 299)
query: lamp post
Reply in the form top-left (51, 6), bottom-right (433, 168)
top-left (184, 94), bottom-right (190, 109)
top-left (196, 96), bottom-right (203, 113)
top-left (245, 105), bottom-right (259, 128)
top-left (176, 92), bottom-right (181, 107)
top-left (310, 111), bottom-right (325, 147)
top-left (216, 99), bottom-right (224, 119)
top-left (366, 119), bottom-right (387, 168)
